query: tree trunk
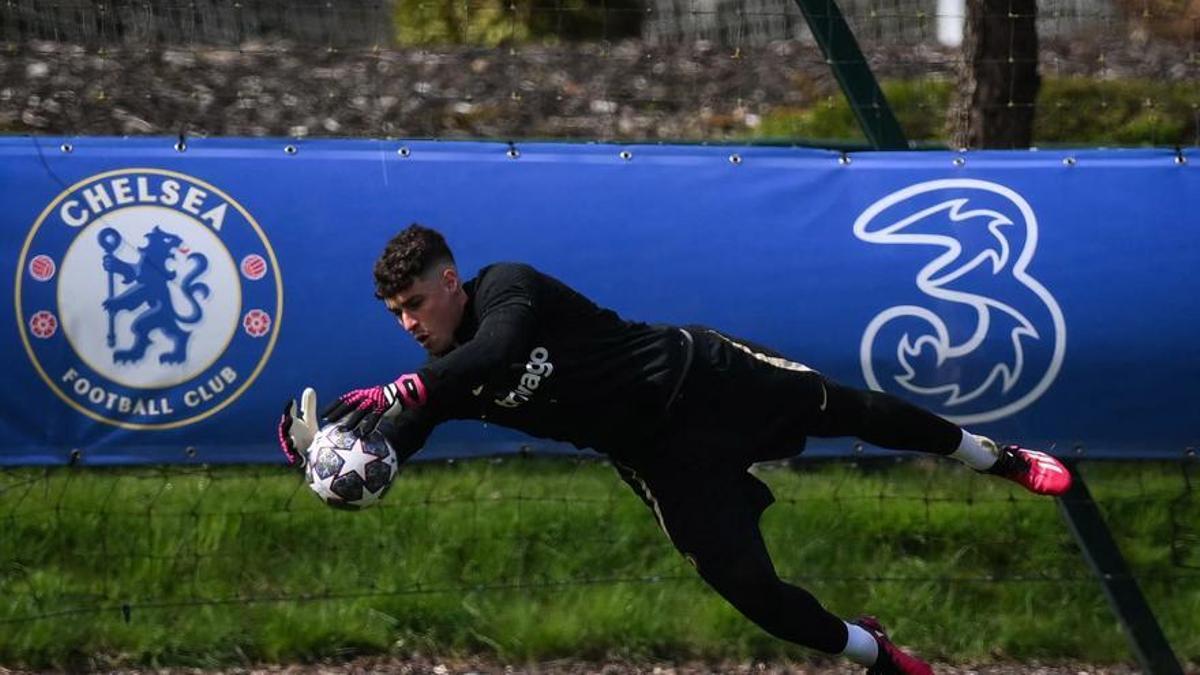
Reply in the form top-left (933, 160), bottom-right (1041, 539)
top-left (952, 0), bottom-right (1040, 149)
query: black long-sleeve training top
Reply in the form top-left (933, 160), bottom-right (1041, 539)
top-left (385, 262), bottom-right (691, 460)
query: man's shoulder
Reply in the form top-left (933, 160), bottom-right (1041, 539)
top-left (465, 262), bottom-right (544, 311)
top-left (476, 261), bottom-right (540, 280)
top-left (472, 261), bottom-right (548, 292)
top-left (471, 262), bottom-right (596, 312)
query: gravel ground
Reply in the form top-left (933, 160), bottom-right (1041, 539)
top-left (1, 655), bottom-right (1165, 675)
top-left (1, 36), bottom-right (1192, 141)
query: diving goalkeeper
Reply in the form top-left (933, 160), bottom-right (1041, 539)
top-left (278, 223), bottom-right (1071, 675)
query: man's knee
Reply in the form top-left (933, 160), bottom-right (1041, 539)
top-left (692, 553), bottom-right (844, 653)
top-left (810, 379), bottom-right (871, 437)
top-left (694, 552), bottom-right (784, 620)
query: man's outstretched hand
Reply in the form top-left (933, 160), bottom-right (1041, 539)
top-left (278, 387), bottom-right (319, 467)
top-left (322, 373), bottom-right (428, 437)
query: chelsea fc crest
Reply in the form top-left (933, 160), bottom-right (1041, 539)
top-left (15, 168), bottom-right (283, 430)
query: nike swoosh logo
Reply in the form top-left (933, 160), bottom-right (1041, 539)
top-left (819, 383), bottom-right (828, 411)
top-left (471, 385), bottom-right (484, 397)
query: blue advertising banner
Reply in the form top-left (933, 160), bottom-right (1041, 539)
top-left (1, 137), bottom-right (1196, 464)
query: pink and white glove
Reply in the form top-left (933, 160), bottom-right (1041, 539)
top-left (322, 373), bottom-right (428, 437)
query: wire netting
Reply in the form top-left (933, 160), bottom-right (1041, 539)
top-left (2, 1), bottom-right (1199, 668)
top-left (1, 455), bottom-right (1198, 667)
top-left (1, 0), bottom-right (1196, 145)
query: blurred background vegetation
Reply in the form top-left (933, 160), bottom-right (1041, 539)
top-left (393, 0), bottom-right (645, 46)
top-left (1, 0), bottom-right (1196, 146)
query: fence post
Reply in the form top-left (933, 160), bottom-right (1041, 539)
top-left (789, 0), bottom-right (908, 149)
top-left (1057, 461), bottom-right (1184, 675)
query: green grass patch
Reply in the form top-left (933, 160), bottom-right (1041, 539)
top-left (1035, 77), bottom-right (1200, 147)
top-left (754, 77), bottom-right (1200, 147)
top-left (755, 79), bottom-right (957, 146)
top-left (392, 0), bottom-right (642, 46)
top-left (1, 458), bottom-right (1196, 669)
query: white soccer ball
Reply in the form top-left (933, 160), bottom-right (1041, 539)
top-left (305, 425), bottom-right (399, 510)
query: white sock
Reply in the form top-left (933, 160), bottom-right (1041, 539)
top-left (950, 430), bottom-right (999, 470)
top-left (841, 621), bottom-right (879, 666)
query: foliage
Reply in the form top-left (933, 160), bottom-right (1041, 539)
top-left (755, 78), bottom-right (1199, 147)
top-left (393, 0), bottom-right (643, 47)
top-left (1035, 77), bottom-right (1198, 147)
top-left (756, 79), bottom-right (955, 145)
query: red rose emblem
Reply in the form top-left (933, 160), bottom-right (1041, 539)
top-left (30, 311), bottom-right (58, 339)
top-left (243, 309), bottom-right (271, 337)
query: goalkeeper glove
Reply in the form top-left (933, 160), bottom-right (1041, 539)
top-left (322, 373), bottom-right (428, 437)
top-left (278, 387), bottom-right (319, 467)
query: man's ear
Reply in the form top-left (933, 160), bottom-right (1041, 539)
top-left (441, 265), bottom-right (460, 292)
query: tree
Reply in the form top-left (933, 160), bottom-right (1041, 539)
top-left (951, 0), bottom-right (1040, 148)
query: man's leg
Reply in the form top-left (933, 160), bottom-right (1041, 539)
top-left (613, 461), bottom-right (930, 672)
top-left (686, 328), bottom-right (998, 471)
top-left (689, 511), bottom-right (933, 674)
top-left (689, 523), bottom-right (855, 653)
top-left (810, 379), bottom-right (963, 455)
top-left (811, 379), bottom-right (1071, 495)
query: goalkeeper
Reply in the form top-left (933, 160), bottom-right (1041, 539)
top-left (278, 223), bottom-right (1071, 675)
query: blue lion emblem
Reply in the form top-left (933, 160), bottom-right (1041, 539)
top-left (100, 225), bottom-right (211, 365)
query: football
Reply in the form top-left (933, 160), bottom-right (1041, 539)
top-left (305, 425), bottom-right (399, 510)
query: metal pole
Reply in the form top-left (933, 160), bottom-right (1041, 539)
top-left (1058, 461), bottom-right (1184, 675)
top-left (789, 0), bottom-right (909, 149)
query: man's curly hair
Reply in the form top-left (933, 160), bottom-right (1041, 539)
top-left (373, 224), bottom-right (456, 299)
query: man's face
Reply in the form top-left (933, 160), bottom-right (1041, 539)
top-left (384, 266), bottom-right (464, 356)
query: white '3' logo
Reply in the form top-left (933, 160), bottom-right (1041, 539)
top-left (853, 179), bottom-right (1066, 425)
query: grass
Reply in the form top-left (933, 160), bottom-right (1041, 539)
top-left (754, 77), bottom-right (1200, 147)
top-left (1, 457), bottom-right (1197, 669)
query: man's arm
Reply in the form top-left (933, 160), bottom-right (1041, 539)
top-left (325, 264), bottom-right (540, 435)
top-left (420, 264), bottom-right (539, 396)
top-left (418, 301), bottom-right (535, 400)
top-left (324, 305), bottom-right (535, 435)
top-left (379, 407), bottom-right (438, 463)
